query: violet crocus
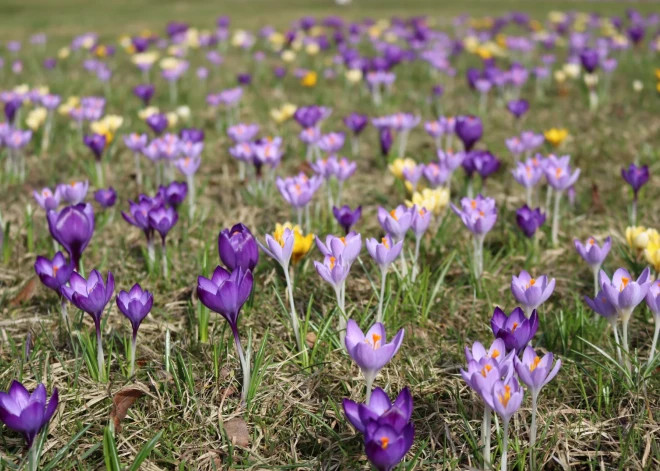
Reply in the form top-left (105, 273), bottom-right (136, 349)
top-left (116, 283), bottom-right (153, 376)
top-left (121, 195), bottom-right (161, 265)
top-left (506, 98), bottom-right (529, 120)
top-left (345, 320), bottom-right (404, 402)
top-left (61, 270), bottom-right (114, 381)
top-left (123, 133), bottom-right (148, 186)
top-left (333, 205), bottom-right (361, 234)
top-left (544, 156), bottom-right (580, 246)
top-left (146, 113), bottom-right (168, 135)
top-left (343, 387), bottom-right (412, 435)
top-left (94, 187), bottom-right (117, 209)
top-left (644, 281), bottom-right (660, 366)
top-left (58, 180), bottom-right (89, 205)
top-left (512, 160), bottom-right (544, 206)
top-left (450, 196), bottom-right (497, 279)
top-left (83, 133), bottom-right (107, 186)
top-left (364, 421), bottom-right (414, 471)
top-left (514, 346), bottom-right (561, 452)
top-left (158, 182), bottom-right (187, 209)
top-left (491, 306), bottom-right (539, 353)
top-left (148, 205), bottom-right (178, 277)
top-left (379, 127), bottom-right (393, 158)
top-left (218, 223), bottom-right (259, 271)
top-left (367, 235), bottom-right (403, 323)
top-left (600, 267), bottom-right (651, 369)
top-left (0, 380), bottom-right (59, 459)
top-left (455, 115), bottom-right (483, 152)
top-left (621, 164), bottom-right (649, 226)
top-left (511, 270), bottom-right (555, 317)
top-left (574, 236), bottom-right (612, 296)
top-left (47, 203), bottom-right (95, 272)
top-left (378, 205), bottom-right (412, 276)
top-left (197, 266), bottom-right (254, 402)
top-left (34, 251), bottom-right (73, 322)
top-left (33, 187), bottom-right (61, 211)
top-left (516, 205), bottom-right (546, 238)
top-left (483, 377), bottom-right (524, 471)
top-left (133, 84), bottom-right (155, 106)
top-left (343, 112), bottom-right (368, 156)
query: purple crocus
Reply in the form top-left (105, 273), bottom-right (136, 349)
top-left (345, 320), bottom-right (404, 402)
top-left (158, 182), bottom-right (187, 208)
top-left (146, 113), bottom-right (168, 135)
top-left (377, 205), bottom-right (412, 242)
top-left (511, 270), bottom-right (555, 317)
top-left (94, 187), bottom-right (117, 208)
top-left (148, 205), bottom-right (178, 275)
top-left (47, 203), bottom-right (95, 272)
top-left (58, 180), bottom-right (89, 205)
top-left (116, 283), bottom-right (153, 376)
top-left (197, 266), bottom-right (253, 402)
top-left (343, 387), bottom-right (412, 434)
top-left (333, 205), bottom-right (362, 234)
top-left (133, 84), bottom-right (155, 106)
top-left (516, 205), bottom-right (546, 238)
top-left (34, 252), bottom-right (73, 295)
top-left (364, 421), bottom-right (415, 471)
top-left (0, 381), bottom-right (59, 449)
top-left (490, 307), bottom-right (539, 353)
top-left (482, 375), bottom-right (523, 471)
top-left (33, 187), bottom-right (61, 211)
top-left (575, 236), bottom-right (611, 290)
top-left (218, 223), bottom-right (259, 271)
top-left (379, 128), bottom-right (393, 157)
top-left (61, 269), bottom-right (114, 380)
top-left (621, 163), bottom-right (648, 225)
top-left (599, 267), bottom-right (651, 319)
top-left (455, 115), bottom-right (483, 151)
top-left (506, 99), bottom-right (529, 119)
top-left (83, 134), bottom-right (106, 160)
top-left (343, 112), bottom-right (368, 135)
top-left (314, 254), bottom-right (351, 292)
top-left (645, 281), bottom-right (660, 365)
top-left (579, 48), bottom-right (599, 73)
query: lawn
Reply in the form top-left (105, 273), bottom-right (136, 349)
top-left (0, 1), bottom-right (659, 470)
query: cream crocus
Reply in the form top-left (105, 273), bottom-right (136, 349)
top-left (406, 187), bottom-right (450, 216)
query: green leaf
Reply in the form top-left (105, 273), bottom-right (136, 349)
top-left (103, 426), bottom-right (122, 471)
top-left (128, 430), bottom-right (163, 471)
top-left (42, 424), bottom-right (92, 471)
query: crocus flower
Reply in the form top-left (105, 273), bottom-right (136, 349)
top-left (34, 252), bottom-right (73, 295)
top-left (47, 203), bottom-right (95, 271)
top-left (575, 236), bottom-right (611, 295)
top-left (227, 123), bottom-right (259, 143)
top-left (345, 320), bottom-right (404, 402)
top-left (146, 113), bottom-right (168, 135)
top-left (450, 195), bottom-right (497, 279)
top-left (333, 205), bottom-right (362, 234)
top-left (314, 254), bottom-right (351, 291)
top-left (455, 115), bottom-right (483, 151)
top-left (0, 381), bottom-right (59, 449)
top-left (580, 48), bottom-right (599, 73)
top-left (645, 281), bottom-right (660, 366)
top-left (343, 387), bottom-right (412, 434)
top-left (511, 270), bottom-right (555, 317)
top-left (379, 128), bottom-right (393, 157)
top-left (180, 128), bottom-right (205, 143)
top-left (511, 161), bottom-right (544, 205)
top-left (148, 205), bottom-right (178, 245)
top-left (197, 266), bottom-right (253, 402)
top-left (133, 84), bottom-right (155, 106)
top-left (366, 235), bottom-right (403, 323)
top-left (33, 187), bottom-right (61, 211)
top-left (377, 205), bottom-right (413, 242)
top-left (482, 375), bottom-right (523, 471)
top-left (116, 283), bottom-right (153, 376)
top-left (58, 180), bottom-right (89, 205)
top-left (516, 205), bottom-right (546, 238)
top-left (218, 223), bottom-right (259, 271)
top-left (158, 182), bottom-right (187, 208)
top-left (621, 163), bottom-right (649, 226)
top-left (317, 132), bottom-right (345, 154)
top-left (83, 134), bottom-right (106, 160)
top-left (343, 112), bottom-right (368, 135)
top-left (491, 307), bottom-right (539, 353)
top-left (506, 99), bottom-right (529, 119)
top-left (94, 187), bottom-right (117, 208)
top-left (364, 422), bottom-right (415, 471)
top-left (316, 232), bottom-right (362, 266)
top-left (61, 269), bottom-right (114, 381)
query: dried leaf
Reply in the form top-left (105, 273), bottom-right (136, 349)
top-left (10, 277), bottom-right (39, 306)
top-left (591, 183), bottom-right (605, 213)
top-left (305, 332), bottom-right (317, 348)
top-left (110, 384), bottom-right (148, 432)
top-left (223, 417), bottom-right (250, 447)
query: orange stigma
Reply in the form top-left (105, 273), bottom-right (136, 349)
top-left (498, 385), bottom-right (512, 407)
top-left (380, 437), bottom-right (389, 450)
top-left (529, 356), bottom-right (541, 372)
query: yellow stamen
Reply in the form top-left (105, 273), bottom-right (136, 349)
top-left (380, 436), bottom-right (389, 450)
top-left (381, 237), bottom-right (389, 248)
top-left (498, 385), bottom-right (512, 407)
top-left (529, 356), bottom-right (541, 372)
top-left (512, 322), bottom-right (519, 332)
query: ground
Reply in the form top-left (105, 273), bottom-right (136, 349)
top-left (0, 0), bottom-right (659, 470)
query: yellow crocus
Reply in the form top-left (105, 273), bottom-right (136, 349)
top-left (345, 69), bottom-right (363, 84)
top-left (301, 71), bottom-right (317, 87)
top-left (274, 223), bottom-right (314, 265)
top-left (57, 96), bottom-right (79, 116)
top-left (626, 226), bottom-right (650, 252)
top-left (645, 234), bottom-right (660, 272)
top-left (138, 106), bottom-right (160, 120)
top-left (406, 187), bottom-right (450, 216)
top-left (26, 108), bottom-right (48, 131)
top-left (305, 43), bottom-right (320, 56)
top-left (656, 69), bottom-right (660, 81)
top-left (166, 112), bottom-right (179, 128)
top-left (544, 128), bottom-right (569, 148)
top-left (281, 50), bottom-right (296, 63)
top-left (176, 106), bottom-right (191, 121)
top-left (562, 63), bottom-right (581, 79)
top-left (58, 47), bottom-right (70, 59)
top-left (132, 52), bottom-right (159, 67)
top-left (388, 158), bottom-right (417, 180)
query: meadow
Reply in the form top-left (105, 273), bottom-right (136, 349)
top-left (0, 1), bottom-right (660, 470)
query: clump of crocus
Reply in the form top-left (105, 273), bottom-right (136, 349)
top-left (0, 380), bottom-right (59, 468)
top-left (511, 270), bottom-right (555, 318)
top-left (333, 205), bottom-right (361, 234)
top-left (218, 223), bottom-right (259, 272)
top-left (34, 252), bottom-right (73, 322)
top-left (116, 284), bottom-right (153, 376)
top-left (343, 387), bottom-right (414, 471)
top-left (367, 235), bottom-right (403, 323)
top-left (345, 320), bottom-right (404, 402)
top-left (514, 346), bottom-right (561, 460)
top-left (599, 267), bottom-right (651, 371)
top-left (47, 203), bottom-right (95, 272)
top-left (621, 164), bottom-right (649, 226)
top-left (197, 266), bottom-right (253, 403)
top-left (315, 232), bottom-right (361, 344)
top-left (491, 306), bottom-right (539, 353)
top-left (645, 282), bottom-right (660, 366)
top-left (61, 269), bottom-right (114, 381)
top-left (148, 205), bottom-right (178, 277)
top-left (544, 155), bottom-right (580, 246)
top-left (450, 195), bottom-right (497, 280)
top-left (574, 236), bottom-right (611, 297)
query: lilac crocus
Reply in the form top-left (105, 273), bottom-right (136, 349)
top-left (455, 115), bottom-right (483, 151)
top-left (58, 180), bottom-right (89, 205)
top-left (491, 306), bottom-right (539, 353)
top-left (516, 205), bottom-right (546, 238)
top-left (94, 187), bottom-right (116, 209)
top-left (343, 387), bottom-right (412, 435)
top-left (0, 381), bottom-right (59, 449)
top-left (450, 196), bottom-right (497, 278)
top-left (621, 164), bottom-right (649, 226)
top-left (333, 205), bottom-right (361, 234)
top-left (146, 113), bottom-right (168, 135)
top-left (345, 320), bottom-right (404, 402)
top-left (227, 123), bottom-right (259, 143)
top-left (483, 376), bottom-right (523, 471)
top-left (218, 223), bottom-right (259, 271)
top-left (511, 270), bottom-right (555, 317)
top-left (366, 235), bottom-right (403, 323)
top-left (197, 266), bottom-right (253, 402)
top-left (575, 236), bottom-right (611, 295)
top-left (506, 137), bottom-right (525, 161)
top-left (47, 203), bottom-right (94, 272)
top-left (33, 187), bottom-right (61, 211)
top-left (377, 206), bottom-right (412, 242)
top-left (148, 205), bottom-right (178, 277)
top-left (544, 156), bottom-right (580, 245)
top-left (506, 99), bottom-right (529, 119)
top-left (116, 283), bottom-right (153, 376)
top-left (512, 161), bottom-right (544, 205)
top-left (34, 252), bottom-right (73, 299)
top-left (317, 133), bottom-right (345, 154)
top-left (645, 281), bottom-right (660, 366)
top-left (61, 270), bottom-right (114, 381)
top-left (83, 134), bottom-right (106, 160)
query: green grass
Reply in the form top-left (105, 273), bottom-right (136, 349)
top-left (1, 0), bottom-right (660, 470)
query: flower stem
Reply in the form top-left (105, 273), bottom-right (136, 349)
top-left (613, 323), bottom-right (623, 366)
top-left (335, 286), bottom-right (347, 348)
top-left (648, 320), bottom-right (660, 367)
top-left (95, 160), bottom-right (104, 188)
top-left (377, 270), bottom-right (387, 324)
top-left (622, 318), bottom-right (632, 372)
top-left (187, 174), bottom-right (196, 220)
top-left (129, 333), bottom-right (137, 377)
top-left (412, 236), bottom-right (421, 281)
top-left (501, 419), bottom-right (509, 471)
top-left (551, 190), bottom-right (562, 246)
top-left (28, 442), bottom-right (38, 471)
top-left (161, 242), bottom-right (168, 278)
top-left (592, 265), bottom-right (600, 300)
top-left (96, 321), bottom-right (105, 382)
top-left (530, 391), bottom-right (539, 469)
top-left (482, 407), bottom-right (491, 468)
top-left (284, 268), bottom-right (303, 354)
top-left (631, 196), bottom-right (637, 227)
top-left (232, 330), bottom-right (250, 404)
top-left (134, 152), bottom-right (142, 187)
top-left (365, 373), bottom-right (374, 404)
